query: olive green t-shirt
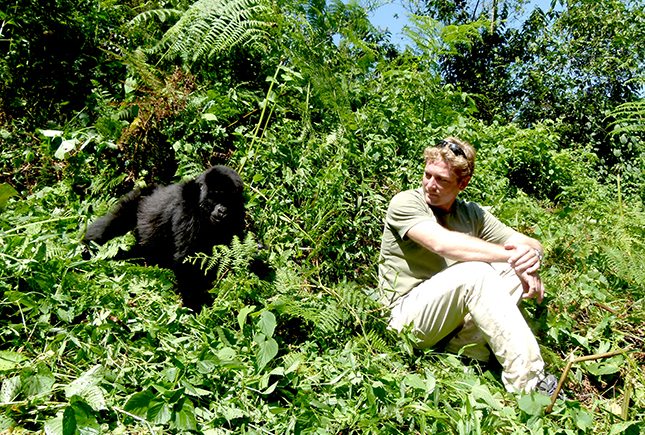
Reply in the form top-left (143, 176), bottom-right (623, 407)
top-left (378, 188), bottom-right (515, 307)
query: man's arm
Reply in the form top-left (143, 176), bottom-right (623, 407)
top-left (406, 220), bottom-right (545, 302)
top-left (406, 220), bottom-right (512, 262)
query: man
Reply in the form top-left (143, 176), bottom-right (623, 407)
top-left (378, 136), bottom-right (556, 394)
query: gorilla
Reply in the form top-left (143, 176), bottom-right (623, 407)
top-left (84, 165), bottom-right (246, 310)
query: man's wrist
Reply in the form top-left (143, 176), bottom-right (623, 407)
top-left (534, 249), bottom-right (544, 262)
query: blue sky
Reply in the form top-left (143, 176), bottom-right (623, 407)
top-left (367, 0), bottom-right (559, 47)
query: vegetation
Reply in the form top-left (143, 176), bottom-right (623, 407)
top-left (1, 0), bottom-right (643, 433)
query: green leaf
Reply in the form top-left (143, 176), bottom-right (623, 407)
top-left (0, 350), bottom-right (26, 371)
top-left (0, 376), bottom-right (21, 403)
top-left (573, 408), bottom-right (594, 431)
top-left (585, 356), bottom-right (623, 376)
top-left (237, 305), bottom-right (256, 331)
top-left (257, 310), bottom-right (276, 338)
top-left (261, 380), bottom-right (279, 395)
top-left (256, 337), bottom-right (279, 372)
top-left (217, 347), bottom-right (237, 362)
top-left (403, 373), bottom-right (428, 391)
top-left (69, 401), bottom-right (100, 435)
top-left (75, 386), bottom-right (107, 412)
top-left (123, 390), bottom-right (155, 418)
top-left (62, 406), bottom-right (77, 435)
top-left (518, 393), bottom-right (551, 416)
top-left (0, 414), bottom-right (14, 432)
top-left (470, 384), bottom-right (502, 411)
top-left (44, 412), bottom-right (63, 435)
top-left (173, 398), bottom-right (196, 431)
top-left (0, 183), bottom-right (19, 209)
top-left (65, 365), bottom-right (107, 411)
top-left (148, 400), bottom-right (172, 425)
top-left (64, 365), bottom-right (101, 396)
top-left (22, 365), bottom-right (55, 398)
top-left (196, 359), bottom-right (217, 374)
top-left (201, 113), bottom-right (218, 121)
top-left (219, 404), bottom-right (245, 421)
top-left (609, 421), bottom-right (641, 435)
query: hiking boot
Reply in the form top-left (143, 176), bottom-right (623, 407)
top-left (535, 372), bottom-right (559, 397)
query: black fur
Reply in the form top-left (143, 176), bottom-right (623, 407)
top-left (84, 165), bottom-right (246, 310)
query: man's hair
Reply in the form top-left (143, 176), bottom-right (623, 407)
top-left (423, 136), bottom-right (476, 182)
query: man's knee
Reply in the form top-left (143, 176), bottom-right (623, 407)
top-left (451, 261), bottom-right (496, 280)
top-left (452, 261), bottom-right (514, 301)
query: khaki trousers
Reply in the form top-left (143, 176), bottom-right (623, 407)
top-left (389, 261), bottom-right (545, 393)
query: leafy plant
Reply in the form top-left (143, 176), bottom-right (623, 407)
top-left (1, 0), bottom-right (644, 432)
top-left (130, 0), bottom-right (273, 66)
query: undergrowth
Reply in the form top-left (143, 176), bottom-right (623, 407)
top-left (1, 10), bottom-right (643, 430)
top-left (1, 116), bottom-right (643, 433)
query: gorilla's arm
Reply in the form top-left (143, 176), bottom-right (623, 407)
top-left (84, 187), bottom-right (155, 245)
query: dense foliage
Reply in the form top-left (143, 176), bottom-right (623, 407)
top-left (1, 0), bottom-right (643, 433)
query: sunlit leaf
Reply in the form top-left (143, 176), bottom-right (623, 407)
top-left (518, 393), bottom-right (550, 416)
top-left (0, 183), bottom-right (19, 209)
top-left (237, 305), bottom-right (256, 331)
top-left (148, 400), bottom-right (172, 425)
top-left (0, 415), bottom-right (14, 432)
top-left (0, 350), bottom-right (27, 371)
top-left (173, 398), bottom-right (196, 431)
top-left (0, 376), bottom-right (21, 403)
top-left (573, 408), bottom-right (594, 431)
top-left (257, 310), bottom-right (276, 338)
top-left (256, 337), bottom-right (278, 372)
top-left (124, 390), bottom-right (155, 418)
top-left (65, 365), bottom-right (107, 411)
top-left (22, 365), bottom-right (55, 398)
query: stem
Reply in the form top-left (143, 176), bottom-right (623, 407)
top-left (113, 406), bottom-right (157, 435)
top-left (1, 216), bottom-right (76, 235)
top-left (242, 62), bottom-right (282, 173)
top-left (546, 349), bottom-right (627, 413)
top-left (617, 172), bottom-right (623, 218)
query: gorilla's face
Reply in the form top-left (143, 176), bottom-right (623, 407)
top-left (200, 190), bottom-right (237, 224)
top-left (198, 166), bottom-right (245, 225)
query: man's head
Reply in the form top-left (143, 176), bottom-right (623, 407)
top-left (423, 137), bottom-right (475, 183)
top-left (421, 137), bottom-right (476, 211)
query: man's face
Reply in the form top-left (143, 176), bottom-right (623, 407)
top-left (422, 159), bottom-right (469, 211)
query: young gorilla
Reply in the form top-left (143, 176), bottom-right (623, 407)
top-left (84, 165), bottom-right (246, 310)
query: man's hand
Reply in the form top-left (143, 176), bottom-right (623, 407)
top-left (516, 269), bottom-right (545, 303)
top-left (505, 243), bottom-right (542, 274)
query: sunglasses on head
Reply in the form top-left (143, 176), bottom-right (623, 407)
top-left (435, 140), bottom-right (466, 159)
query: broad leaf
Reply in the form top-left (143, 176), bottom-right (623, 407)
top-left (173, 398), bottom-right (196, 431)
top-left (0, 184), bottom-right (18, 209)
top-left (518, 393), bottom-right (551, 416)
top-left (256, 337), bottom-right (279, 372)
top-left (237, 305), bottom-right (256, 331)
top-left (123, 390), bottom-right (155, 418)
top-left (0, 350), bottom-right (26, 371)
top-left (257, 310), bottom-right (276, 338)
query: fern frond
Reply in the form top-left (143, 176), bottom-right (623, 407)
top-left (153, 0), bottom-right (273, 65)
top-left (129, 8), bottom-right (182, 27)
top-left (608, 100), bottom-right (645, 135)
top-left (120, 49), bottom-right (165, 92)
top-left (358, 329), bottom-right (390, 354)
top-left (185, 233), bottom-right (259, 280)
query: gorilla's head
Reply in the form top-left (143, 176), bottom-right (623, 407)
top-left (197, 165), bottom-right (245, 225)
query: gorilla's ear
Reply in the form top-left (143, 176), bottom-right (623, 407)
top-left (182, 179), bottom-right (202, 206)
top-left (204, 166), bottom-right (244, 194)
